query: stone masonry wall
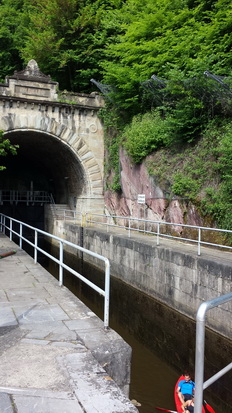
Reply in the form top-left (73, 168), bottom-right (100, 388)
top-left (47, 219), bottom-right (232, 340)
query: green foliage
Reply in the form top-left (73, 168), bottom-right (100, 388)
top-left (0, 0), bottom-right (27, 81)
top-left (0, 0), bottom-right (232, 98)
top-left (211, 125), bottom-right (232, 229)
top-left (166, 96), bottom-right (206, 143)
top-left (99, 106), bottom-right (122, 191)
top-left (0, 0), bottom-right (124, 91)
top-left (20, 0), bottom-right (124, 92)
top-left (101, 0), bottom-right (232, 113)
top-left (121, 111), bottom-right (170, 163)
top-left (146, 119), bottom-right (232, 229)
top-left (171, 173), bottom-right (200, 199)
top-left (0, 130), bottom-right (18, 171)
top-left (0, 0), bottom-right (231, 229)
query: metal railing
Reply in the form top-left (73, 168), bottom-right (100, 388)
top-left (195, 292), bottom-right (232, 413)
top-left (0, 190), bottom-right (55, 205)
top-left (0, 213), bottom-right (110, 329)
top-left (52, 209), bottom-right (232, 256)
top-left (51, 207), bottom-right (79, 220)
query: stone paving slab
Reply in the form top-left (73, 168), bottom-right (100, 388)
top-left (0, 234), bottom-right (138, 413)
top-left (0, 392), bottom-right (14, 413)
top-left (13, 395), bottom-right (84, 413)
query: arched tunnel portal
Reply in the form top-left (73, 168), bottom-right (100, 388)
top-left (0, 129), bottom-right (87, 207)
top-left (0, 60), bottom-right (105, 226)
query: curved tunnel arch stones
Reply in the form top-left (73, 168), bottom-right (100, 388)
top-left (0, 112), bottom-right (104, 197)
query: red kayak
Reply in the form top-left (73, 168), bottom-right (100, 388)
top-left (174, 375), bottom-right (216, 413)
top-left (156, 375), bottom-right (217, 413)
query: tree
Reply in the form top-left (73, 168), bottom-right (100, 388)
top-left (20, 0), bottom-right (124, 92)
top-left (0, 0), bottom-right (27, 81)
top-left (0, 131), bottom-right (18, 171)
top-left (101, 0), bottom-right (232, 113)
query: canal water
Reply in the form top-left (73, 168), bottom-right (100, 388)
top-left (44, 254), bottom-right (178, 413)
top-left (37, 241), bottom-right (229, 413)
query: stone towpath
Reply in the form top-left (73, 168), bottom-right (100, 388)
top-left (0, 233), bottom-right (138, 413)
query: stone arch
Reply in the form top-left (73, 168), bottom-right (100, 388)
top-left (0, 112), bottom-right (104, 211)
top-left (1, 113), bottom-right (103, 196)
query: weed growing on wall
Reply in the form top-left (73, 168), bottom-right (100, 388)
top-left (99, 107), bottom-right (122, 191)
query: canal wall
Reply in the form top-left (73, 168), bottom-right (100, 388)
top-left (45, 218), bottom-right (232, 340)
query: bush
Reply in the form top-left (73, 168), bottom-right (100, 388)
top-left (122, 110), bottom-right (170, 163)
top-left (166, 97), bottom-right (206, 143)
top-left (171, 173), bottom-right (200, 199)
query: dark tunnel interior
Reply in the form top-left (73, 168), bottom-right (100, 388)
top-left (0, 130), bottom-right (85, 205)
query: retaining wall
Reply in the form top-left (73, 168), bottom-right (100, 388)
top-left (45, 218), bottom-right (232, 339)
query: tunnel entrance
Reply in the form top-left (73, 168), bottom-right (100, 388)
top-left (0, 130), bottom-right (86, 208)
top-left (0, 59), bottom-right (105, 218)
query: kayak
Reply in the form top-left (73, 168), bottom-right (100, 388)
top-left (174, 375), bottom-right (217, 413)
top-left (156, 375), bottom-right (217, 413)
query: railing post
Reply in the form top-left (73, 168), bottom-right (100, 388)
top-left (10, 219), bottom-right (12, 241)
top-left (194, 303), bottom-right (206, 413)
top-left (128, 219), bottom-right (131, 238)
top-left (34, 230), bottom-right (38, 263)
top-left (194, 293), bottom-right (232, 413)
top-left (59, 240), bottom-right (64, 286)
top-left (157, 222), bottom-right (160, 246)
top-left (198, 228), bottom-right (201, 256)
top-left (104, 259), bottom-right (110, 329)
top-left (3, 216), bottom-right (5, 234)
top-left (0, 213), bottom-right (2, 232)
top-left (19, 223), bottom-right (23, 249)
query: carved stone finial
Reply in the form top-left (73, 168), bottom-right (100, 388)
top-left (25, 59), bottom-right (40, 77)
top-left (11, 60), bottom-right (52, 82)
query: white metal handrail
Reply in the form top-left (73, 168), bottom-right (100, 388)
top-left (194, 292), bottom-right (232, 413)
top-left (0, 213), bottom-right (110, 329)
top-left (54, 209), bottom-right (232, 256)
top-left (0, 190), bottom-right (55, 205)
top-left (52, 208), bottom-right (79, 220)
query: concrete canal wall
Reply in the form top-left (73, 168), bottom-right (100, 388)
top-left (46, 218), bottom-right (232, 340)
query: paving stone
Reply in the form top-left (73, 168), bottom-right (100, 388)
top-left (50, 342), bottom-right (85, 350)
top-left (0, 392), bottom-right (14, 412)
top-left (64, 316), bottom-right (103, 331)
top-left (20, 338), bottom-right (50, 345)
top-left (6, 286), bottom-right (51, 301)
top-left (14, 303), bottom-right (70, 324)
top-left (0, 290), bottom-right (8, 302)
top-left (0, 307), bottom-right (17, 327)
top-left (19, 320), bottom-right (75, 340)
top-left (64, 352), bottom-right (138, 413)
top-left (13, 395), bottom-right (83, 413)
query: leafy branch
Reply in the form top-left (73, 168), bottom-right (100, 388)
top-left (0, 130), bottom-right (18, 171)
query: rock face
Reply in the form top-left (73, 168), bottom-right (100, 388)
top-left (104, 149), bottom-right (204, 233)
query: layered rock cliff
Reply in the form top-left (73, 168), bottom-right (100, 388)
top-left (104, 149), bottom-right (205, 235)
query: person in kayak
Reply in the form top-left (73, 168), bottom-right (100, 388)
top-left (177, 372), bottom-right (195, 404)
top-left (183, 396), bottom-right (194, 413)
